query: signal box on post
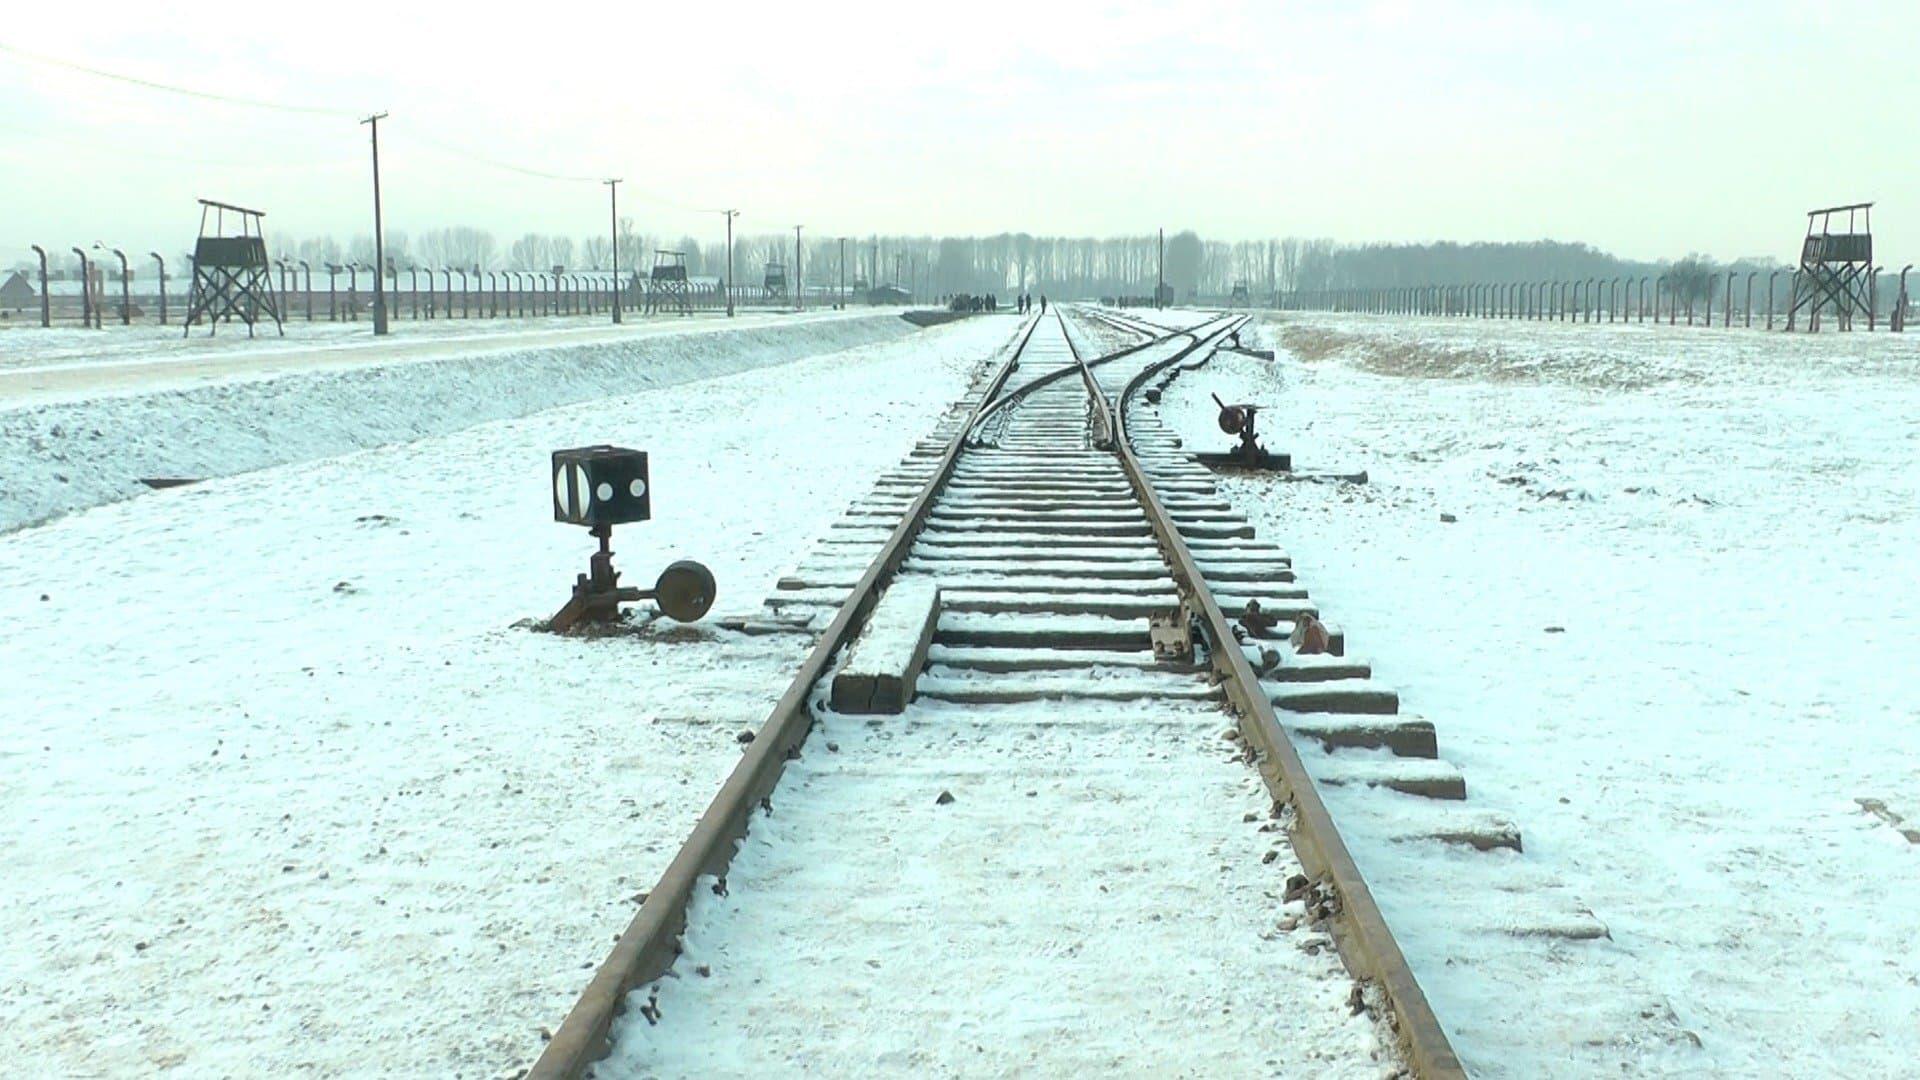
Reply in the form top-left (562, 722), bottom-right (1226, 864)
top-left (553, 445), bottom-right (650, 527)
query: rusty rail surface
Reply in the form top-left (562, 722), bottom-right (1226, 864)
top-left (1085, 312), bottom-right (1467, 1079)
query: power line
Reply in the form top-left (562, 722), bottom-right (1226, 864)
top-left (0, 40), bottom-right (847, 234)
top-left (0, 40), bottom-right (355, 117)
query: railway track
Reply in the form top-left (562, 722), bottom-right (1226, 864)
top-left (531, 309), bottom-right (1462, 1077)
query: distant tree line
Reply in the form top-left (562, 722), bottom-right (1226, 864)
top-left (23, 226), bottom-right (1791, 301)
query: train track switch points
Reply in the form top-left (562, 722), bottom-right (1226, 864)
top-left (1196, 392), bottom-right (1292, 472)
top-left (548, 446), bottom-right (715, 632)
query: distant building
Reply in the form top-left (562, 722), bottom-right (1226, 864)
top-left (1, 270), bottom-right (34, 310)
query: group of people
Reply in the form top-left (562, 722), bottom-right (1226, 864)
top-left (946, 292), bottom-right (1049, 314)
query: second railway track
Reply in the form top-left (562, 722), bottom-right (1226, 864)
top-left (531, 309), bottom-right (1461, 1077)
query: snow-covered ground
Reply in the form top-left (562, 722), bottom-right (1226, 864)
top-left (0, 310), bottom-right (919, 532)
top-left (0, 315), bottom-right (1013, 1077)
top-left (0, 307), bottom-right (876, 383)
top-left (1158, 312), bottom-right (1920, 1077)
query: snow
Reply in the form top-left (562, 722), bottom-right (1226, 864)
top-left (1156, 312), bottom-right (1920, 1077)
top-left (0, 310), bottom-right (917, 533)
top-left (604, 695), bottom-right (1398, 1078)
top-left (0, 315), bottom-right (1012, 1077)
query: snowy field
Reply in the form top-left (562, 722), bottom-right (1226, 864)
top-left (0, 315), bottom-right (1012, 1076)
top-left (1159, 312), bottom-right (1920, 1077)
top-left (0, 310), bottom-right (915, 532)
top-left (0, 307), bottom-right (863, 381)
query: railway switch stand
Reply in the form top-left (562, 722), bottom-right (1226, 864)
top-left (548, 445), bottom-right (715, 632)
top-left (1196, 392), bottom-right (1291, 471)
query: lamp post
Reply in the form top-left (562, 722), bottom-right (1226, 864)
top-left (326, 263), bottom-right (339, 321)
top-left (29, 245), bottom-right (49, 327)
top-left (71, 248), bottom-right (95, 328)
top-left (148, 252), bottom-right (167, 324)
top-left (297, 261), bottom-right (311, 321)
top-left (94, 244), bottom-right (130, 325)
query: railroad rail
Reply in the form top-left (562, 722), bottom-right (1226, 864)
top-left (531, 309), bottom-right (1462, 1077)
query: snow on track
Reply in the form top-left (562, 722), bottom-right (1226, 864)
top-left (0, 315), bottom-right (1014, 1077)
top-left (596, 313), bottom-right (1400, 1077)
top-left (609, 702), bottom-right (1389, 1078)
top-left (1159, 312), bottom-right (1920, 1077)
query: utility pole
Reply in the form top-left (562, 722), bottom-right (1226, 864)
top-left (1157, 227), bottom-right (1164, 310)
top-left (793, 225), bottom-right (803, 312)
top-left (839, 237), bottom-right (846, 309)
top-left (722, 210), bottom-right (739, 317)
top-left (362, 112), bottom-right (390, 335)
top-left (605, 179), bottom-right (622, 324)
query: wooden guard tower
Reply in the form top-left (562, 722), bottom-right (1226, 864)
top-left (1785, 203), bottom-right (1874, 331)
top-left (182, 199), bottom-right (282, 337)
top-left (763, 260), bottom-right (788, 303)
top-left (648, 250), bottom-right (691, 315)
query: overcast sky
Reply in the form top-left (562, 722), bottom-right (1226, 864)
top-left (3, 0), bottom-right (1917, 264)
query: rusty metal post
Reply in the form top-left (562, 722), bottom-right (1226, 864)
top-left (1723, 272), bottom-right (1732, 328)
top-left (1869, 266), bottom-right (1882, 330)
top-left (1744, 272), bottom-right (1756, 328)
top-left (347, 263), bottom-right (360, 321)
top-left (1767, 270), bottom-right (1780, 329)
top-left (1895, 266), bottom-right (1912, 332)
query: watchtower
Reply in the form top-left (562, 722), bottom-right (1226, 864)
top-left (1785, 203), bottom-right (1874, 331)
top-left (648, 250), bottom-right (691, 315)
top-left (763, 259), bottom-right (788, 303)
top-left (182, 199), bottom-right (282, 337)
top-left (1230, 280), bottom-right (1251, 307)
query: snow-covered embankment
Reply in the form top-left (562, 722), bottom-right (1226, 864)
top-left (0, 313), bottom-right (915, 533)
